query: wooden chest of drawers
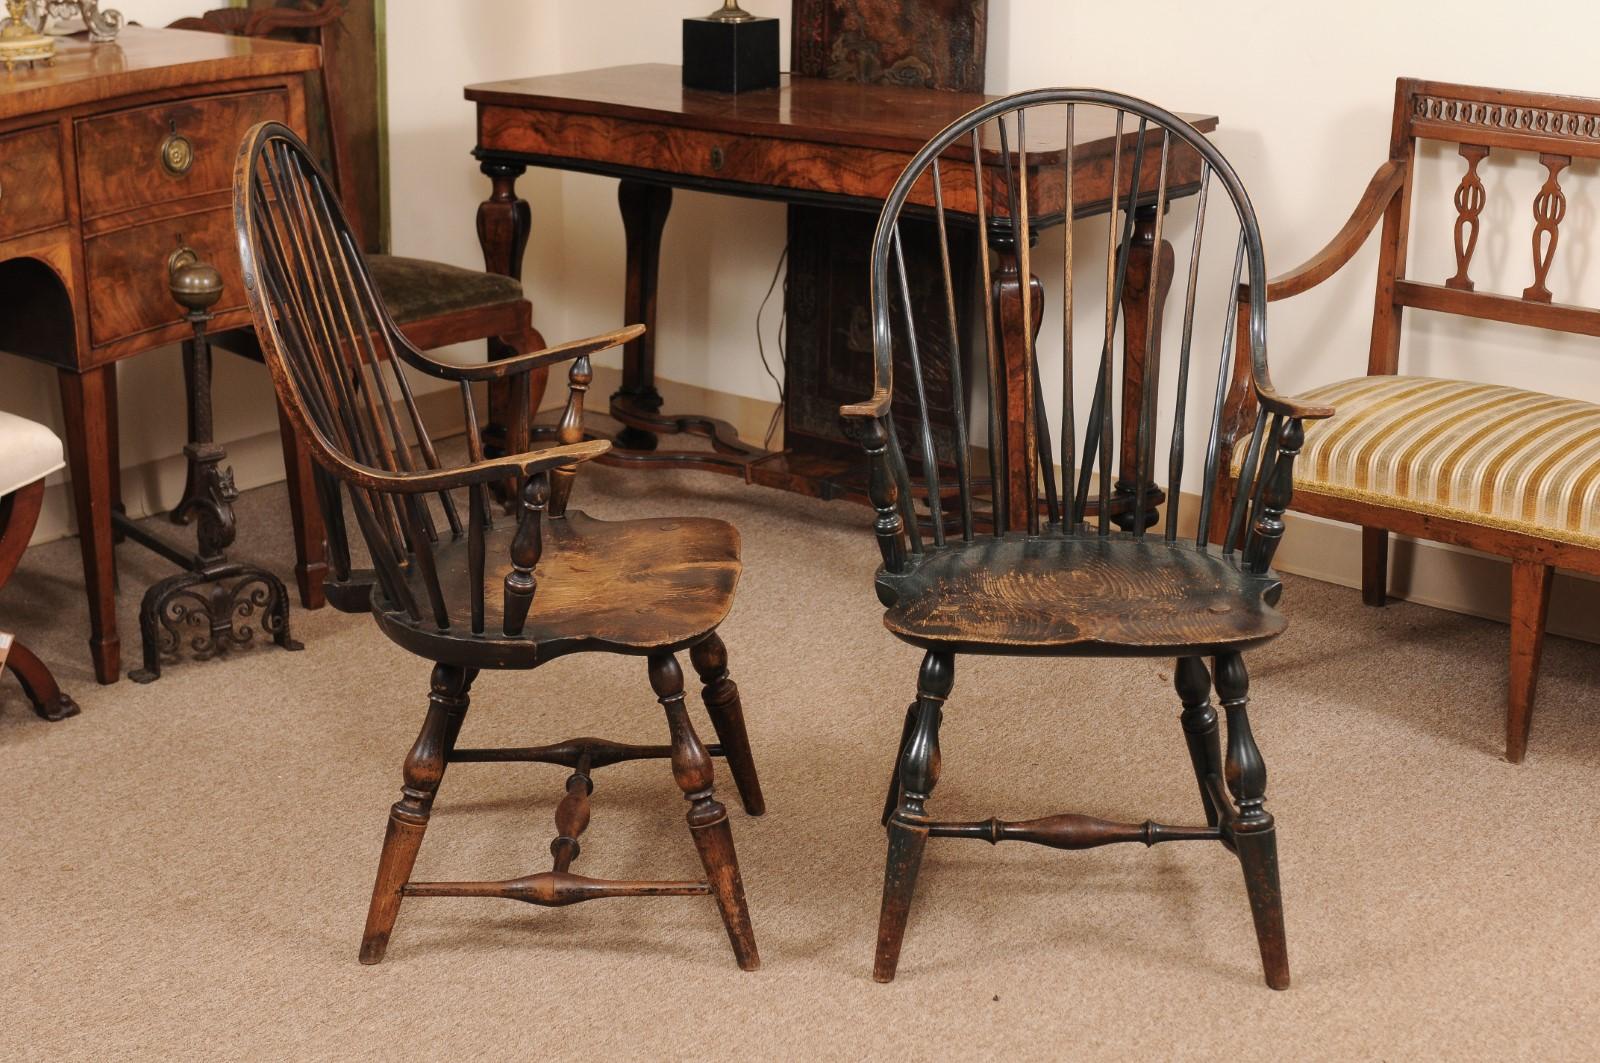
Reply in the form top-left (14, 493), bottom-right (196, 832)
top-left (0, 27), bottom-right (319, 685)
top-left (0, 28), bottom-right (315, 371)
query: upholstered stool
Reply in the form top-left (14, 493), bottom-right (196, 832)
top-left (0, 410), bottom-right (79, 720)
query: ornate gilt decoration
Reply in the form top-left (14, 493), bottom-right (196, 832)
top-left (1522, 152), bottom-right (1570, 304)
top-left (1445, 144), bottom-right (1489, 291)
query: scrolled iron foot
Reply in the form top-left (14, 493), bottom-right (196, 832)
top-left (128, 565), bottom-right (301, 683)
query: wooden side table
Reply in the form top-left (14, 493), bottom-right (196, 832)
top-left (0, 27), bottom-right (319, 683)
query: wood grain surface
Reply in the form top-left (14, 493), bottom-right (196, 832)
top-left (879, 536), bottom-right (1285, 656)
top-left (76, 88), bottom-right (288, 219)
top-left (0, 26), bottom-right (316, 123)
top-left (0, 125), bottom-right (66, 241)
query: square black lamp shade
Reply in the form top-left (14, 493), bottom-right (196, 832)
top-left (683, 8), bottom-right (780, 94)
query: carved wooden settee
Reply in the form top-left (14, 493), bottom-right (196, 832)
top-left (1215, 78), bottom-right (1600, 763)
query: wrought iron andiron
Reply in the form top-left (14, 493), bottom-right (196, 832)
top-left (123, 248), bottom-right (301, 683)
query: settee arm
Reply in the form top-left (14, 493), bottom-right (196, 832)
top-left (1249, 159), bottom-right (1407, 304)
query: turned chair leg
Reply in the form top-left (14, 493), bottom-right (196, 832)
top-left (650, 652), bottom-right (760, 971)
top-left (360, 663), bottom-right (473, 964)
top-left (1214, 653), bottom-right (1289, 990)
top-left (1506, 560), bottom-right (1554, 764)
top-left (874, 650), bottom-right (953, 984)
top-left (1175, 656), bottom-right (1222, 827)
top-left (4, 639), bottom-right (80, 721)
top-left (881, 701), bottom-right (918, 827)
top-left (1361, 527), bottom-right (1388, 607)
top-left (689, 632), bottom-right (766, 816)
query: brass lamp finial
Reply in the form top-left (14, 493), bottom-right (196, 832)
top-left (168, 247), bottom-right (225, 315)
top-left (705, 1), bottom-right (756, 22)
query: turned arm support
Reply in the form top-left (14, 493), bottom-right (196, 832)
top-left (1239, 415), bottom-right (1306, 575)
top-left (548, 353), bottom-right (596, 518)
top-left (840, 412), bottom-right (908, 574)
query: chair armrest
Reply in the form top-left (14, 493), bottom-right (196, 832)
top-left (1255, 384), bottom-right (1334, 421)
top-left (1249, 159), bottom-right (1407, 303)
top-left (841, 388), bottom-right (892, 422)
top-left (396, 325), bottom-right (646, 383)
top-left (322, 437), bottom-right (612, 497)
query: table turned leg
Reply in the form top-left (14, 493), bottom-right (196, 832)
top-left (57, 366), bottom-right (120, 684)
top-left (106, 362), bottom-right (125, 544)
top-left (613, 180), bottom-right (673, 451)
top-left (990, 242), bottom-right (1045, 532)
top-left (476, 159), bottom-right (533, 460)
top-left (1113, 204), bottom-right (1175, 530)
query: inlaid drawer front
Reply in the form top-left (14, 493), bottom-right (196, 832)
top-left (0, 125), bottom-right (68, 241)
top-left (84, 206), bottom-right (245, 347)
top-left (75, 89), bottom-right (289, 219)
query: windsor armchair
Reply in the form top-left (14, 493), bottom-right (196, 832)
top-left (167, 1), bottom-right (546, 612)
top-left (844, 89), bottom-right (1333, 988)
top-left (1214, 78), bottom-right (1600, 764)
top-left (232, 123), bottom-right (762, 969)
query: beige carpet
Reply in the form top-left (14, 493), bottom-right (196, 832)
top-left (4, 464), bottom-right (1599, 1061)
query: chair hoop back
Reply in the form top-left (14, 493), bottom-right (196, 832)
top-left (233, 121), bottom-right (470, 626)
top-left (853, 87), bottom-right (1289, 567)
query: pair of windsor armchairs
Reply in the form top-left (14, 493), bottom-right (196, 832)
top-left (232, 85), bottom-right (1315, 987)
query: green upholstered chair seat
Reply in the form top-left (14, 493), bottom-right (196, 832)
top-left (366, 254), bottom-right (524, 324)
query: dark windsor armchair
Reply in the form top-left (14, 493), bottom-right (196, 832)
top-left (842, 88), bottom-right (1334, 987)
top-left (230, 123), bottom-right (762, 970)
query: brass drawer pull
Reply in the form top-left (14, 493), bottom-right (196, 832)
top-left (710, 146), bottom-right (726, 172)
top-left (161, 120), bottom-right (195, 176)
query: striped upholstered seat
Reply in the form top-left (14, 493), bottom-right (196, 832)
top-left (1236, 375), bottom-right (1600, 550)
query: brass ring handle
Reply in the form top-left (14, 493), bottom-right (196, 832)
top-left (161, 122), bottom-right (195, 176)
top-left (167, 245), bottom-right (199, 276)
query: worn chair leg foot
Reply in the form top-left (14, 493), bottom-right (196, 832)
top-left (359, 664), bottom-right (472, 965)
top-left (881, 702), bottom-right (918, 827)
top-left (875, 817), bottom-right (930, 983)
top-left (1214, 652), bottom-right (1289, 989)
top-left (651, 652), bottom-right (760, 971)
top-left (873, 651), bottom-right (953, 983)
top-left (1361, 527), bottom-right (1388, 607)
top-left (1234, 826), bottom-right (1290, 989)
top-left (690, 632), bottom-right (766, 816)
top-left (4, 639), bottom-right (80, 721)
top-left (1506, 560), bottom-right (1553, 764)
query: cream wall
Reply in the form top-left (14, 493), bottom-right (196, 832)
top-left (8, 2), bottom-right (1600, 637)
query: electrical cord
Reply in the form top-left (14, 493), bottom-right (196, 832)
top-left (755, 244), bottom-right (789, 449)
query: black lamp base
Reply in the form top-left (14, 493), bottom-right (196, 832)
top-left (682, 16), bottom-right (780, 94)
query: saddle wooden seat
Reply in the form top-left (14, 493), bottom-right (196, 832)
top-left (880, 538), bottom-right (1286, 657)
top-left (380, 511), bottom-right (741, 665)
